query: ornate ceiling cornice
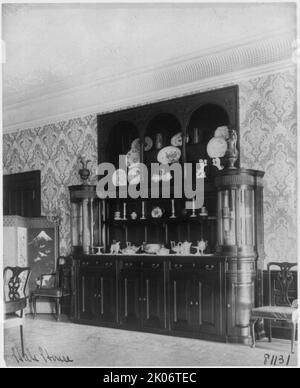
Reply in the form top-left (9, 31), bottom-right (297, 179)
top-left (3, 29), bottom-right (295, 134)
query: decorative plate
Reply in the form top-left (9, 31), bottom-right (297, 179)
top-left (206, 137), bottom-right (227, 158)
top-left (128, 166), bottom-right (141, 185)
top-left (151, 206), bottom-right (163, 218)
top-left (170, 132), bottom-right (189, 147)
top-left (112, 169), bottom-right (127, 186)
top-left (131, 137), bottom-right (153, 152)
top-left (214, 126), bottom-right (229, 139)
top-left (157, 146), bottom-right (181, 164)
top-left (161, 171), bottom-right (172, 182)
top-left (125, 150), bottom-right (140, 167)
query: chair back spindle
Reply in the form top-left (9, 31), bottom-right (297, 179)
top-left (267, 262), bottom-right (297, 307)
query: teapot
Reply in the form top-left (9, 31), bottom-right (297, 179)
top-left (181, 240), bottom-right (192, 255)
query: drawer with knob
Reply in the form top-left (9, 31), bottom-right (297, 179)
top-left (170, 261), bottom-right (197, 270)
top-left (80, 259), bottom-right (115, 269)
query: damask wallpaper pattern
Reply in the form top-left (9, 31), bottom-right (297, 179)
top-left (3, 114), bottom-right (98, 254)
top-left (239, 69), bottom-right (297, 264)
top-left (3, 69), bottom-right (297, 264)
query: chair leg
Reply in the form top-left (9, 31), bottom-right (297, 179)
top-left (32, 296), bottom-right (37, 319)
top-left (268, 320), bottom-right (272, 342)
top-left (20, 325), bottom-right (24, 357)
top-left (291, 322), bottom-right (296, 354)
top-left (55, 298), bottom-right (61, 321)
top-left (250, 319), bottom-right (257, 348)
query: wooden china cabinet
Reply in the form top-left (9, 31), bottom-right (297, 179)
top-left (70, 85), bottom-right (265, 344)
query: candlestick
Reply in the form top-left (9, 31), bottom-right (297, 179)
top-left (123, 202), bottom-right (127, 220)
top-left (190, 198), bottom-right (196, 217)
top-left (170, 199), bottom-right (176, 218)
top-left (141, 201), bottom-right (146, 219)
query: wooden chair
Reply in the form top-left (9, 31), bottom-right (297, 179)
top-left (3, 266), bottom-right (32, 357)
top-left (31, 256), bottom-right (72, 321)
top-left (250, 262), bottom-right (298, 353)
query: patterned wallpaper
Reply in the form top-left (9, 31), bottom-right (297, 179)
top-left (239, 69), bottom-right (297, 264)
top-left (3, 114), bottom-right (98, 254)
top-left (2, 69), bottom-right (297, 264)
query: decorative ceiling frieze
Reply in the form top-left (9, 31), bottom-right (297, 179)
top-left (3, 29), bottom-right (296, 133)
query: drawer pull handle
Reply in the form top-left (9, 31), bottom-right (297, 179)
top-left (190, 301), bottom-right (193, 305)
top-left (205, 265), bottom-right (215, 270)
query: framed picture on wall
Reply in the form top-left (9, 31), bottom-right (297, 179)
top-left (26, 217), bottom-right (59, 293)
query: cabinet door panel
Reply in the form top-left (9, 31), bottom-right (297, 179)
top-left (195, 278), bottom-right (220, 334)
top-left (119, 270), bottom-right (141, 327)
top-left (79, 270), bottom-right (98, 321)
top-left (141, 270), bottom-right (167, 330)
top-left (170, 271), bottom-right (194, 332)
top-left (98, 269), bottom-right (117, 323)
top-left (196, 264), bottom-right (223, 336)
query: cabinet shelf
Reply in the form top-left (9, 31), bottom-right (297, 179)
top-left (104, 215), bottom-right (216, 227)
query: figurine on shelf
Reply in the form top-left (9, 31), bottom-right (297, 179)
top-left (79, 158), bottom-right (91, 184)
top-left (130, 211), bottom-right (138, 220)
top-left (193, 239), bottom-right (208, 256)
top-left (110, 241), bottom-right (121, 254)
top-left (225, 129), bottom-right (238, 169)
top-left (199, 206), bottom-right (208, 217)
top-left (196, 159), bottom-right (207, 178)
top-left (212, 157), bottom-right (224, 171)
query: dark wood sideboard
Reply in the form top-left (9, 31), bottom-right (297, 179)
top-left (71, 254), bottom-right (246, 342)
top-left (69, 86), bottom-right (265, 344)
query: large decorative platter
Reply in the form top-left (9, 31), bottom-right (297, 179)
top-left (157, 146), bottom-right (181, 164)
top-left (206, 137), bottom-right (227, 158)
top-left (170, 132), bottom-right (188, 147)
top-left (112, 169), bottom-right (127, 186)
top-left (214, 125), bottom-right (229, 139)
top-left (131, 137), bottom-right (153, 152)
top-left (125, 150), bottom-right (140, 167)
top-left (128, 166), bottom-right (141, 185)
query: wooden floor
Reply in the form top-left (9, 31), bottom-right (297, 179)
top-left (3, 314), bottom-right (298, 367)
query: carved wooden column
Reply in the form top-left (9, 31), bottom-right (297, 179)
top-left (82, 198), bottom-right (90, 254)
top-left (215, 168), bottom-right (264, 344)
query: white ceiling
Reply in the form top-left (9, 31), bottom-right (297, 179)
top-left (2, 2), bottom-right (296, 106)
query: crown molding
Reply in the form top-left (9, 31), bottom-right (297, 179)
top-left (2, 29), bottom-right (295, 134)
